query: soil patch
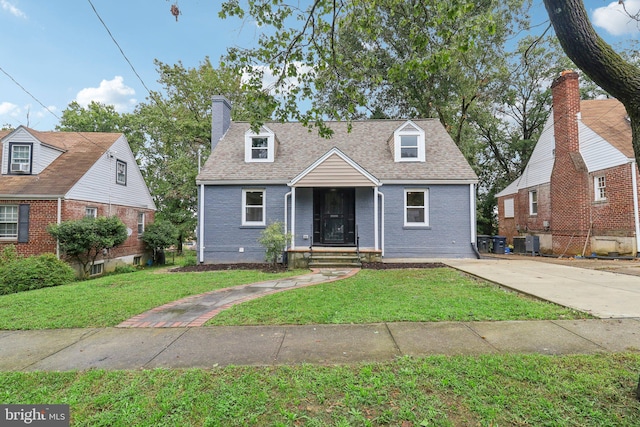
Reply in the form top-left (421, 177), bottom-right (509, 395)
top-left (172, 262), bottom-right (447, 273)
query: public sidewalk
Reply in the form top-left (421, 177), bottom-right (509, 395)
top-left (1, 319), bottom-right (639, 371)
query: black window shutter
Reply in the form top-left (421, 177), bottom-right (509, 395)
top-left (18, 204), bottom-right (30, 243)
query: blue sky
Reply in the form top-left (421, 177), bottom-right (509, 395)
top-left (1, 0), bottom-right (639, 131)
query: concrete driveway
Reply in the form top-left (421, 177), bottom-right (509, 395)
top-left (444, 258), bottom-right (640, 318)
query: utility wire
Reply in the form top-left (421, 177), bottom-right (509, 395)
top-left (0, 65), bottom-right (61, 123)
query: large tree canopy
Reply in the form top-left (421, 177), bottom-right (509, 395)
top-left (543, 0), bottom-right (640, 166)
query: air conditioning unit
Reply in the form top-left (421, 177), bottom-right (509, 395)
top-left (10, 163), bottom-right (29, 173)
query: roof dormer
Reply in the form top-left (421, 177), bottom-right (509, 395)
top-left (392, 120), bottom-right (425, 162)
top-left (245, 126), bottom-right (276, 163)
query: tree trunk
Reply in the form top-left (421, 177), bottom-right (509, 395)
top-left (543, 0), bottom-right (640, 166)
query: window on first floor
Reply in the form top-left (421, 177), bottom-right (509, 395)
top-left (529, 190), bottom-right (538, 215)
top-left (242, 189), bottom-right (265, 225)
top-left (86, 207), bottom-right (97, 218)
top-left (137, 212), bottom-right (145, 235)
top-left (594, 175), bottom-right (606, 201)
top-left (404, 189), bottom-right (429, 226)
top-left (0, 205), bottom-right (18, 238)
top-left (503, 198), bottom-right (514, 218)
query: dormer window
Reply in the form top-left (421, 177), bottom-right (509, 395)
top-left (393, 121), bottom-right (425, 162)
top-left (245, 127), bottom-right (275, 163)
top-left (9, 143), bottom-right (32, 174)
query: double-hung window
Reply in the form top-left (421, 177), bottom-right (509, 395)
top-left (394, 121), bottom-right (425, 162)
top-left (85, 207), bottom-right (98, 218)
top-left (404, 189), bottom-right (429, 227)
top-left (137, 212), bottom-right (145, 235)
top-left (245, 127), bottom-right (275, 163)
top-left (116, 160), bottom-right (127, 185)
top-left (242, 189), bottom-right (265, 225)
top-left (9, 144), bottom-right (32, 174)
top-left (594, 176), bottom-right (606, 201)
top-left (529, 190), bottom-right (538, 215)
top-left (0, 205), bottom-right (18, 238)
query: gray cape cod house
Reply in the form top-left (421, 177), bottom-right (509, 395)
top-left (196, 96), bottom-right (478, 267)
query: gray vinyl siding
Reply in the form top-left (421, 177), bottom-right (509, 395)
top-left (202, 185), bottom-right (289, 263)
top-left (355, 187), bottom-right (375, 248)
top-left (382, 184), bottom-right (474, 258)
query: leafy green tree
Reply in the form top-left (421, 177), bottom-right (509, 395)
top-left (48, 216), bottom-right (128, 278)
top-left (134, 58), bottom-right (252, 252)
top-left (141, 220), bottom-right (180, 264)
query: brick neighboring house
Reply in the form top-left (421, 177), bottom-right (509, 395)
top-left (497, 71), bottom-right (640, 256)
top-left (0, 126), bottom-right (156, 274)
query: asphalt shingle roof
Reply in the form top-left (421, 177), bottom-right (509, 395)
top-left (198, 119), bottom-right (477, 183)
top-left (0, 128), bottom-right (121, 197)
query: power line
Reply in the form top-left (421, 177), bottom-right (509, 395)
top-left (0, 65), bottom-right (61, 123)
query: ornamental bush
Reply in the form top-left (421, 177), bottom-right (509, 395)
top-left (0, 253), bottom-right (76, 295)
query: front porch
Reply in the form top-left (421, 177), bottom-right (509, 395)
top-left (288, 246), bottom-right (382, 269)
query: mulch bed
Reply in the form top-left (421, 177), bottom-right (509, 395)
top-left (172, 262), bottom-right (447, 273)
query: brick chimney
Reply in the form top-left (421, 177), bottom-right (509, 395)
top-left (550, 70), bottom-right (590, 255)
top-left (551, 70), bottom-right (581, 156)
top-left (211, 96), bottom-right (231, 151)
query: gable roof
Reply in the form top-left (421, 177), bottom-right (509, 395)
top-left (290, 147), bottom-right (381, 187)
top-left (0, 127), bottom-right (122, 197)
top-left (198, 119), bottom-right (477, 184)
top-left (497, 97), bottom-right (634, 198)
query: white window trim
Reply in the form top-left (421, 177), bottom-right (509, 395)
top-left (90, 262), bottom-right (104, 276)
top-left (242, 189), bottom-right (266, 226)
top-left (404, 188), bottom-right (429, 227)
top-left (137, 212), bottom-right (145, 235)
top-left (594, 175), bottom-right (606, 201)
top-left (0, 205), bottom-right (18, 239)
top-left (245, 127), bottom-right (275, 163)
top-left (503, 198), bottom-right (514, 218)
top-left (116, 159), bottom-right (127, 185)
top-left (529, 190), bottom-right (538, 216)
top-left (9, 143), bottom-right (32, 174)
top-left (394, 122), bottom-right (425, 162)
top-left (86, 207), bottom-right (98, 218)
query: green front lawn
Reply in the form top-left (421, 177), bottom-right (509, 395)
top-left (0, 268), bottom-right (302, 330)
top-left (1, 353), bottom-right (638, 426)
top-left (208, 268), bottom-right (586, 325)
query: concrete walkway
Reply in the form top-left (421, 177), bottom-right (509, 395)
top-left (444, 258), bottom-right (640, 318)
top-left (117, 268), bottom-right (358, 328)
top-left (1, 319), bottom-right (639, 371)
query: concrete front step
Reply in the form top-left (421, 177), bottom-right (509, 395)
top-left (308, 253), bottom-right (362, 268)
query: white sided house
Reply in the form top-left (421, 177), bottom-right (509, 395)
top-left (0, 126), bottom-right (156, 274)
top-left (196, 97), bottom-right (479, 267)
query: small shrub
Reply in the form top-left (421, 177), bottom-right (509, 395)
top-left (180, 253), bottom-right (197, 267)
top-left (258, 222), bottom-right (291, 266)
top-left (0, 245), bottom-right (19, 268)
top-left (0, 253), bottom-right (76, 295)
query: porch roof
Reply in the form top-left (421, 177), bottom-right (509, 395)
top-left (289, 147), bottom-right (380, 187)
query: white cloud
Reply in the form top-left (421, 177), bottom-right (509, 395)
top-left (1, 0), bottom-right (26, 18)
top-left (0, 101), bottom-right (18, 115)
top-left (593, 0), bottom-right (640, 36)
top-left (75, 76), bottom-right (137, 113)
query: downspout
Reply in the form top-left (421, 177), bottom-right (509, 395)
top-left (290, 187), bottom-right (296, 250)
top-left (470, 183), bottom-right (480, 259)
top-left (632, 161), bottom-right (640, 255)
top-left (284, 192), bottom-right (291, 249)
top-left (378, 190), bottom-right (385, 257)
top-left (199, 184), bottom-right (205, 263)
top-left (373, 187), bottom-right (379, 251)
top-left (56, 197), bottom-right (62, 259)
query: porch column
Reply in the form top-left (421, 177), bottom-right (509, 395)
top-left (374, 186), bottom-right (379, 250)
top-left (291, 186), bottom-right (296, 249)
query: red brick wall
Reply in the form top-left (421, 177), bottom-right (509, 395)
top-left (497, 183), bottom-right (551, 246)
top-left (550, 71), bottom-right (591, 255)
top-left (589, 164), bottom-right (638, 237)
top-left (0, 199), bottom-right (154, 261)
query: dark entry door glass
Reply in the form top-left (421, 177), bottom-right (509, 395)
top-left (313, 188), bottom-right (355, 245)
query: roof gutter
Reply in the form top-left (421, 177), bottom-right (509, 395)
top-left (632, 161), bottom-right (640, 255)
